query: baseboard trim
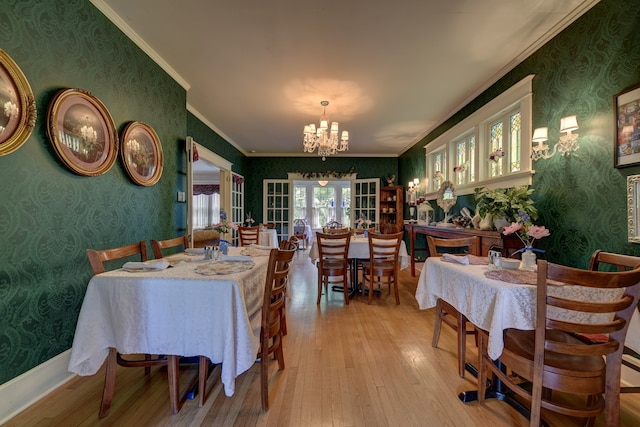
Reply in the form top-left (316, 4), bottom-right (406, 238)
top-left (0, 350), bottom-right (75, 425)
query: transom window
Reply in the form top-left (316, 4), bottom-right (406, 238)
top-left (424, 75), bottom-right (534, 197)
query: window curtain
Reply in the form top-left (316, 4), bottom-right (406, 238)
top-left (193, 193), bottom-right (220, 229)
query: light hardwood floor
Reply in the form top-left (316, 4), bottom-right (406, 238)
top-left (6, 250), bottom-right (640, 426)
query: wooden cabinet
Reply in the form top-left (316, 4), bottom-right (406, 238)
top-left (379, 186), bottom-right (403, 229)
top-left (404, 224), bottom-right (508, 276)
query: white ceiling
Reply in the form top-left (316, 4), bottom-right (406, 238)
top-left (92, 0), bottom-right (598, 159)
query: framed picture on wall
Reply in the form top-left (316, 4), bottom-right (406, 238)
top-left (46, 88), bottom-right (118, 176)
top-left (0, 49), bottom-right (37, 156)
top-left (120, 121), bottom-right (164, 186)
top-left (614, 83), bottom-right (640, 168)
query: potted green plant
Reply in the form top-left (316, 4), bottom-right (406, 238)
top-left (473, 186), bottom-right (538, 230)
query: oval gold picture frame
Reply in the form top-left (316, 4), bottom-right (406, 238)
top-left (120, 121), bottom-right (164, 186)
top-left (46, 88), bottom-right (118, 176)
top-left (0, 49), bottom-right (37, 156)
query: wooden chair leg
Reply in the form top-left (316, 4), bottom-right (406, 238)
top-left (457, 313), bottom-right (466, 377)
top-left (99, 348), bottom-right (118, 418)
top-left (343, 271), bottom-right (349, 305)
top-left (432, 299), bottom-right (443, 348)
top-left (317, 268), bottom-right (323, 304)
top-left (477, 332), bottom-right (487, 403)
top-left (368, 275), bottom-right (375, 305)
top-left (393, 274), bottom-right (400, 305)
top-left (260, 347), bottom-right (269, 411)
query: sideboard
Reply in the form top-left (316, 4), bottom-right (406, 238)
top-left (404, 223), bottom-right (519, 276)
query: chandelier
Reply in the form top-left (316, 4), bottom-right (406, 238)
top-left (303, 101), bottom-right (349, 161)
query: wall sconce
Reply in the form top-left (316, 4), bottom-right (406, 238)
top-left (318, 180), bottom-right (328, 186)
top-left (531, 115), bottom-right (579, 161)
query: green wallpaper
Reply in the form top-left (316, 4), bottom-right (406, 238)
top-left (0, 0), bottom-right (187, 383)
top-left (400, 0), bottom-right (640, 268)
top-left (245, 156), bottom-right (398, 223)
top-left (187, 112), bottom-right (247, 176)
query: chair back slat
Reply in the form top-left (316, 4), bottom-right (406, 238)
top-left (427, 236), bottom-right (478, 258)
top-left (86, 241), bottom-right (147, 275)
top-left (151, 235), bottom-right (189, 259)
top-left (238, 225), bottom-right (260, 246)
top-left (537, 260), bottom-right (640, 366)
top-left (316, 231), bottom-right (351, 261)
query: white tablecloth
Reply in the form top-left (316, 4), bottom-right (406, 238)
top-left (308, 234), bottom-right (409, 270)
top-left (259, 229), bottom-right (278, 247)
top-left (68, 248), bottom-right (269, 397)
top-left (415, 257), bottom-right (633, 360)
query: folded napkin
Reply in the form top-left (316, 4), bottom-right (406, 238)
top-left (442, 253), bottom-right (469, 265)
top-left (249, 244), bottom-right (273, 250)
top-left (122, 259), bottom-right (170, 271)
top-left (219, 255), bottom-right (252, 262)
top-left (185, 248), bottom-right (205, 254)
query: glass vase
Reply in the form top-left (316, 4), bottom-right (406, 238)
top-left (519, 248), bottom-right (536, 271)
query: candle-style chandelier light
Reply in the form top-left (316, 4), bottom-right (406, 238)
top-left (302, 101), bottom-right (349, 161)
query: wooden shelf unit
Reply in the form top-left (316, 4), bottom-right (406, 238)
top-left (379, 186), bottom-right (403, 229)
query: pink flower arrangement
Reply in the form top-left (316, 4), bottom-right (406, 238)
top-left (489, 149), bottom-right (505, 162)
top-left (355, 217), bottom-right (372, 228)
top-left (502, 221), bottom-right (550, 250)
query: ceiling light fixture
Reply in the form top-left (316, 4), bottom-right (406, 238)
top-left (531, 115), bottom-right (579, 161)
top-left (303, 101), bottom-right (349, 161)
top-left (318, 180), bottom-right (328, 186)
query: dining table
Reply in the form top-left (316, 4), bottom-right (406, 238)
top-left (68, 245), bottom-right (272, 400)
top-left (259, 228), bottom-right (279, 247)
top-left (308, 233), bottom-right (410, 296)
top-left (414, 254), bottom-right (630, 408)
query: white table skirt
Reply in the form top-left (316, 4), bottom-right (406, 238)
top-left (308, 234), bottom-right (409, 270)
top-left (68, 248), bottom-right (269, 397)
top-left (416, 257), bottom-right (632, 360)
top-left (259, 229), bottom-right (278, 247)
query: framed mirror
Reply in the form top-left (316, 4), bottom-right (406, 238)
top-left (0, 49), bottom-right (37, 156)
top-left (628, 174), bottom-right (640, 243)
top-left (436, 180), bottom-right (457, 227)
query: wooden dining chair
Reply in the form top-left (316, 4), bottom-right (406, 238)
top-left (86, 241), bottom-right (169, 418)
top-left (427, 236), bottom-right (479, 377)
top-left (585, 250), bottom-right (640, 394)
top-left (238, 225), bottom-right (260, 246)
top-left (477, 260), bottom-right (640, 426)
top-left (259, 247), bottom-right (295, 411)
top-left (197, 247), bottom-right (296, 411)
top-left (323, 226), bottom-right (350, 234)
top-left (150, 235), bottom-right (189, 258)
top-left (361, 231), bottom-right (403, 305)
top-left (261, 222), bottom-right (276, 229)
top-left (316, 231), bottom-right (351, 305)
top-left (278, 237), bottom-right (298, 335)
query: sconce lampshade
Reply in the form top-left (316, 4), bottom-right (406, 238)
top-left (532, 127), bottom-right (548, 142)
top-left (560, 115), bottom-right (579, 133)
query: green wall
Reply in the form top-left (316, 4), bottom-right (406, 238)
top-left (187, 112), bottom-right (248, 176)
top-left (400, 0), bottom-right (640, 268)
top-left (0, 0), bottom-right (189, 384)
top-left (244, 156), bottom-right (398, 223)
